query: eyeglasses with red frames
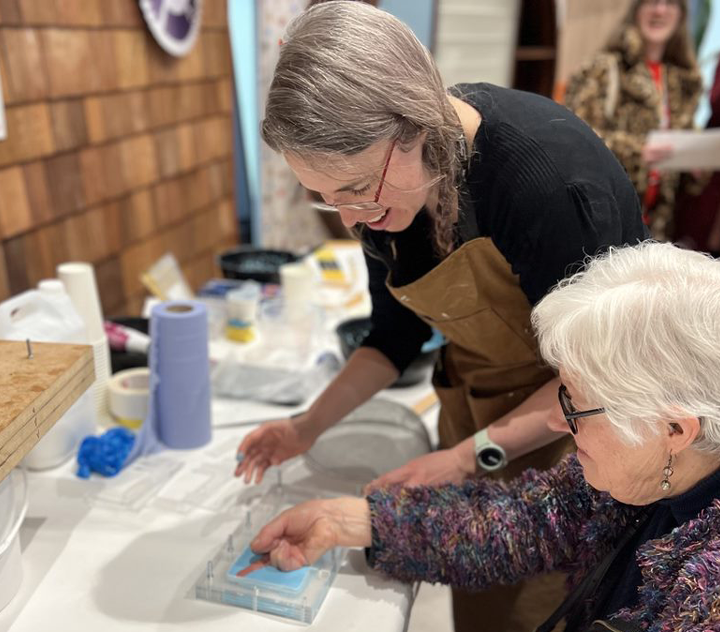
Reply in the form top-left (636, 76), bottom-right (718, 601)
top-left (558, 384), bottom-right (606, 435)
top-left (311, 140), bottom-right (396, 214)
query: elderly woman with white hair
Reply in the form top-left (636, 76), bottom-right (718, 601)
top-left (250, 242), bottom-right (720, 632)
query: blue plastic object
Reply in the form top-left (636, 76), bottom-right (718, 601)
top-left (421, 327), bottom-right (445, 353)
top-left (227, 547), bottom-right (311, 594)
top-left (76, 427), bottom-right (136, 479)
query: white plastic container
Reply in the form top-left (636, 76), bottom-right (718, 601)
top-left (0, 285), bottom-right (96, 469)
top-left (56, 264), bottom-right (112, 424)
top-left (0, 469), bottom-right (28, 612)
top-left (280, 260), bottom-right (315, 317)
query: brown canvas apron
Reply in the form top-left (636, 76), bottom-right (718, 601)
top-left (387, 235), bottom-right (572, 632)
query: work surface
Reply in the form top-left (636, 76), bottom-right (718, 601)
top-left (0, 381), bottom-right (438, 632)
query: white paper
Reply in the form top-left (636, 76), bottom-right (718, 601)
top-left (649, 129), bottom-right (720, 170)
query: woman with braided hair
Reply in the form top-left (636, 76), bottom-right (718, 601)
top-left (236, 2), bottom-right (647, 630)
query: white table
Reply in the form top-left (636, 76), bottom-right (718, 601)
top-left (1, 247), bottom-right (441, 631)
top-left (0, 382), bottom-right (439, 632)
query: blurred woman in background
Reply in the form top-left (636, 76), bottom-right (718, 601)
top-left (565, 0), bottom-right (703, 240)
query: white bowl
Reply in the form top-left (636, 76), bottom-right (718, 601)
top-left (0, 469), bottom-right (28, 612)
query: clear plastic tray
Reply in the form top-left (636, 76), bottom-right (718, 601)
top-left (84, 455), bottom-right (183, 511)
top-left (154, 437), bottom-right (266, 514)
top-left (194, 482), bottom-right (345, 624)
top-left (154, 436), bottom-right (362, 514)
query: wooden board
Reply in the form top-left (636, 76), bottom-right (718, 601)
top-left (0, 340), bottom-right (95, 483)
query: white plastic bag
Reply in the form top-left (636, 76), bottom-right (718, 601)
top-left (0, 284), bottom-right (96, 469)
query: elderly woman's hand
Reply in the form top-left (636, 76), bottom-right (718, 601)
top-left (251, 498), bottom-right (372, 571)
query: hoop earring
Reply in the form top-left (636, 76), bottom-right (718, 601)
top-left (660, 454), bottom-right (674, 491)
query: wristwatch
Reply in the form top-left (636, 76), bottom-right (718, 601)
top-left (473, 428), bottom-right (507, 472)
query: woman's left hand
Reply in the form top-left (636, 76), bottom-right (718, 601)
top-left (251, 498), bottom-right (372, 571)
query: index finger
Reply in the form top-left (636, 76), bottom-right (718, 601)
top-left (237, 430), bottom-right (260, 456)
top-left (251, 512), bottom-right (289, 554)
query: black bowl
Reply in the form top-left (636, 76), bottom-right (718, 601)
top-left (218, 246), bottom-right (300, 284)
top-left (336, 317), bottom-right (439, 388)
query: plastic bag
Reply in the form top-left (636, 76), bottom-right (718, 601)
top-left (211, 352), bottom-right (341, 406)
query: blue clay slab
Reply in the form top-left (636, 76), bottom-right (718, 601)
top-left (226, 546), bottom-right (311, 594)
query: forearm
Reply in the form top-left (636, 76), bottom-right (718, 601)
top-left (328, 497), bottom-right (372, 548)
top-left (366, 455), bottom-right (603, 588)
top-left (452, 377), bottom-right (567, 475)
top-left (302, 347), bottom-right (399, 435)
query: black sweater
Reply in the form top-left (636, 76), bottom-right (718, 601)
top-left (361, 83), bottom-right (648, 372)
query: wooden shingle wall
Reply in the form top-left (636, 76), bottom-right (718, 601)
top-left (0, 0), bottom-right (238, 315)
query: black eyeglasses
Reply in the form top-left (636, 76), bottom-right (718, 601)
top-left (558, 384), bottom-right (606, 435)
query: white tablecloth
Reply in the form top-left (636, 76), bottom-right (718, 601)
top-left (1, 250), bottom-right (441, 631)
top-left (0, 383), bottom-right (439, 632)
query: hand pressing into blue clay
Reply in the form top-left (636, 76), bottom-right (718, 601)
top-left (251, 498), bottom-right (372, 571)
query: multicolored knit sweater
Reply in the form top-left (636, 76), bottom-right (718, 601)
top-left (367, 455), bottom-right (720, 631)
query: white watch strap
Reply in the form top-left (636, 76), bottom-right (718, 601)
top-left (474, 427), bottom-right (507, 472)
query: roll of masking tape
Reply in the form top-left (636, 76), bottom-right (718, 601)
top-left (108, 368), bottom-right (150, 430)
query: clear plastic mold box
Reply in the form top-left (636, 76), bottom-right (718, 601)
top-left (194, 482), bottom-right (346, 624)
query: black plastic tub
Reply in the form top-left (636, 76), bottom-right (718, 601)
top-left (336, 317), bottom-right (442, 388)
top-left (218, 246), bottom-right (300, 284)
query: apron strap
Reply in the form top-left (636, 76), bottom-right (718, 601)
top-left (534, 506), bottom-right (652, 632)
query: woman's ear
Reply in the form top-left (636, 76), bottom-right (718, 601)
top-left (666, 417), bottom-right (702, 454)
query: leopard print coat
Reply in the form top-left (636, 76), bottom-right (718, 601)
top-left (565, 25), bottom-right (703, 240)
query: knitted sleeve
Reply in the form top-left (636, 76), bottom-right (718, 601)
top-left (366, 455), bottom-right (636, 590)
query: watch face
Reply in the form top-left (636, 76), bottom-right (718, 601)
top-left (479, 447), bottom-right (504, 469)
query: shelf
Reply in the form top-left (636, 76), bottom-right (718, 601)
top-left (515, 46), bottom-right (556, 61)
top-left (512, 0), bottom-right (557, 97)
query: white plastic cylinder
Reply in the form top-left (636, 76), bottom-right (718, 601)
top-left (90, 334), bottom-right (112, 425)
top-left (56, 262), bottom-right (112, 424)
top-left (57, 262), bottom-right (105, 341)
top-left (280, 261), bottom-right (315, 318)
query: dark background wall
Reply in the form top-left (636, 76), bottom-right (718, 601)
top-left (0, 0), bottom-right (238, 315)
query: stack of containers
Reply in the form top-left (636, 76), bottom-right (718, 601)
top-left (57, 262), bottom-right (112, 425)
